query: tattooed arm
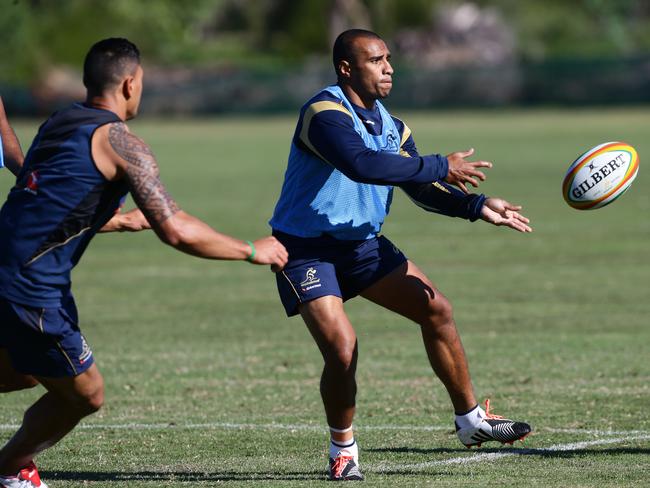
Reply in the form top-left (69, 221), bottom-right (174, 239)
top-left (97, 122), bottom-right (288, 267)
top-left (0, 96), bottom-right (24, 176)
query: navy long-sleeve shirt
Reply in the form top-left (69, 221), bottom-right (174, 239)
top-left (294, 90), bottom-right (485, 220)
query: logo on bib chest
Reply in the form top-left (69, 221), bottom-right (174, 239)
top-left (380, 132), bottom-right (399, 152)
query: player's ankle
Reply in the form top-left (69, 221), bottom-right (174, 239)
top-left (329, 424), bottom-right (354, 443)
top-left (330, 437), bottom-right (359, 463)
top-left (454, 404), bottom-right (486, 429)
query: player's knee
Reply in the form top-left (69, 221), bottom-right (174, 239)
top-left (87, 387), bottom-right (104, 412)
top-left (74, 388), bottom-right (104, 415)
top-left (67, 379), bottom-right (105, 415)
top-left (422, 296), bottom-right (454, 329)
top-left (85, 377), bottom-right (105, 412)
top-left (324, 340), bottom-right (358, 373)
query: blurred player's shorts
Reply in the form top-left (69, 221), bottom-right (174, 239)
top-left (0, 295), bottom-right (94, 377)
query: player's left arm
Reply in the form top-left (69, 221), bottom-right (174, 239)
top-left (402, 179), bottom-right (487, 220)
top-left (0, 95), bottom-right (25, 176)
top-left (397, 121), bottom-right (486, 220)
top-left (99, 122), bottom-right (287, 268)
top-left (98, 208), bottom-right (151, 233)
top-left (403, 176), bottom-right (531, 231)
top-left (398, 122), bottom-right (531, 231)
top-left (396, 116), bottom-right (491, 193)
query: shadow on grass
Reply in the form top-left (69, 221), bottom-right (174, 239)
top-left (368, 446), bottom-right (470, 454)
top-left (367, 446), bottom-right (650, 458)
top-left (39, 448), bottom-right (650, 482)
top-left (41, 470), bottom-right (324, 482)
top-left (41, 468), bottom-right (473, 482)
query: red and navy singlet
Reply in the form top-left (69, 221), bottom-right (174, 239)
top-left (0, 103), bottom-right (128, 307)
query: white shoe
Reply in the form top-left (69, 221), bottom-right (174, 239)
top-left (456, 399), bottom-right (532, 448)
top-left (0, 461), bottom-right (48, 488)
top-left (328, 452), bottom-right (364, 481)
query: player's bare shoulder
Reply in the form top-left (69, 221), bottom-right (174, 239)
top-left (100, 121), bottom-right (179, 225)
top-left (92, 121), bottom-right (156, 177)
top-left (91, 121), bottom-right (129, 180)
top-left (106, 122), bottom-right (155, 171)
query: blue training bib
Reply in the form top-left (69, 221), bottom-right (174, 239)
top-left (270, 86), bottom-right (401, 240)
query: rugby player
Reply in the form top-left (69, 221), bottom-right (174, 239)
top-left (0, 38), bottom-right (287, 488)
top-left (269, 29), bottom-right (533, 481)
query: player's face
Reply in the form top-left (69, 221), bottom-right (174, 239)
top-left (125, 65), bottom-right (144, 120)
top-left (348, 37), bottom-right (394, 106)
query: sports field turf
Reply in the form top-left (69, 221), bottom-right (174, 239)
top-left (1, 108), bottom-right (649, 487)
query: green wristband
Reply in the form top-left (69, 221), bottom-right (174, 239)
top-left (245, 240), bottom-right (256, 263)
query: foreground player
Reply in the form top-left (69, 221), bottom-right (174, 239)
top-left (0, 39), bottom-right (287, 488)
top-left (270, 29), bottom-right (533, 481)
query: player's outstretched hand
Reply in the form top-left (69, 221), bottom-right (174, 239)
top-left (99, 208), bottom-right (151, 232)
top-left (251, 236), bottom-right (288, 272)
top-left (445, 148), bottom-right (492, 193)
top-left (480, 197), bottom-right (532, 233)
top-left (118, 209), bottom-right (151, 231)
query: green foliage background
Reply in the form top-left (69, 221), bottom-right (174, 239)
top-left (2, 0), bottom-right (650, 84)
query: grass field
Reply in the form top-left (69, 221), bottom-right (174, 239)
top-left (1, 108), bottom-right (649, 487)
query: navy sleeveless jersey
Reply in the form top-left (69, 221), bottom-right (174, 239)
top-left (0, 103), bottom-right (128, 307)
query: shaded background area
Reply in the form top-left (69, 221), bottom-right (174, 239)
top-left (1, 0), bottom-right (650, 114)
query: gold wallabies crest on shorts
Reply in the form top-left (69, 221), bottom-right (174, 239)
top-left (300, 267), bottom-right (321, 291)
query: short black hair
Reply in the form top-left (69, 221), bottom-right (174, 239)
top-left (83, 38), bottom-right (140, 94)
top-left (332, 29), bottom-right (382, 76)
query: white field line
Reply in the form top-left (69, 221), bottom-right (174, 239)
top-left (370, 434), bottom-right (650, 472)
top-left (545, 427), bottom-right (650, 435)
top-left (0, 421), bottom-right (647, 437)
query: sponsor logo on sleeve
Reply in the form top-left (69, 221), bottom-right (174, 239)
top-left (79, 335), bottom-right (93, 365)
top-left (24, 171), bottom-right (40, 195)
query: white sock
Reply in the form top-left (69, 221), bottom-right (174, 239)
top-left (330, 437), bottom-right (359, 463)
top-left (455, 404), bottom-right (486, 429)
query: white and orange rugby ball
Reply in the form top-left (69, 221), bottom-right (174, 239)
top-left (562, 142), bottom-right (639, 210)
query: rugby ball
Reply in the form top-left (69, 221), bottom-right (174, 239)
top-left (562, 142), bottom-right (639, 210)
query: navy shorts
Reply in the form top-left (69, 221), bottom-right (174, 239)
top-left (0, 295), bottom-right (94, 377)
top-left (274, 231), bottom-right (407, 316)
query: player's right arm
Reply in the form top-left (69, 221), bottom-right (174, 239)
top-left (92, 122), bottom-right (287, 269)
top-left (0, 95), bottom-right (25, 176)
top-left (397, 124), bottom-right (486, 219)
top-left (399, 128), bottom-right (531, 232)
top-left (302, 103), bottom-right (489, 190)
